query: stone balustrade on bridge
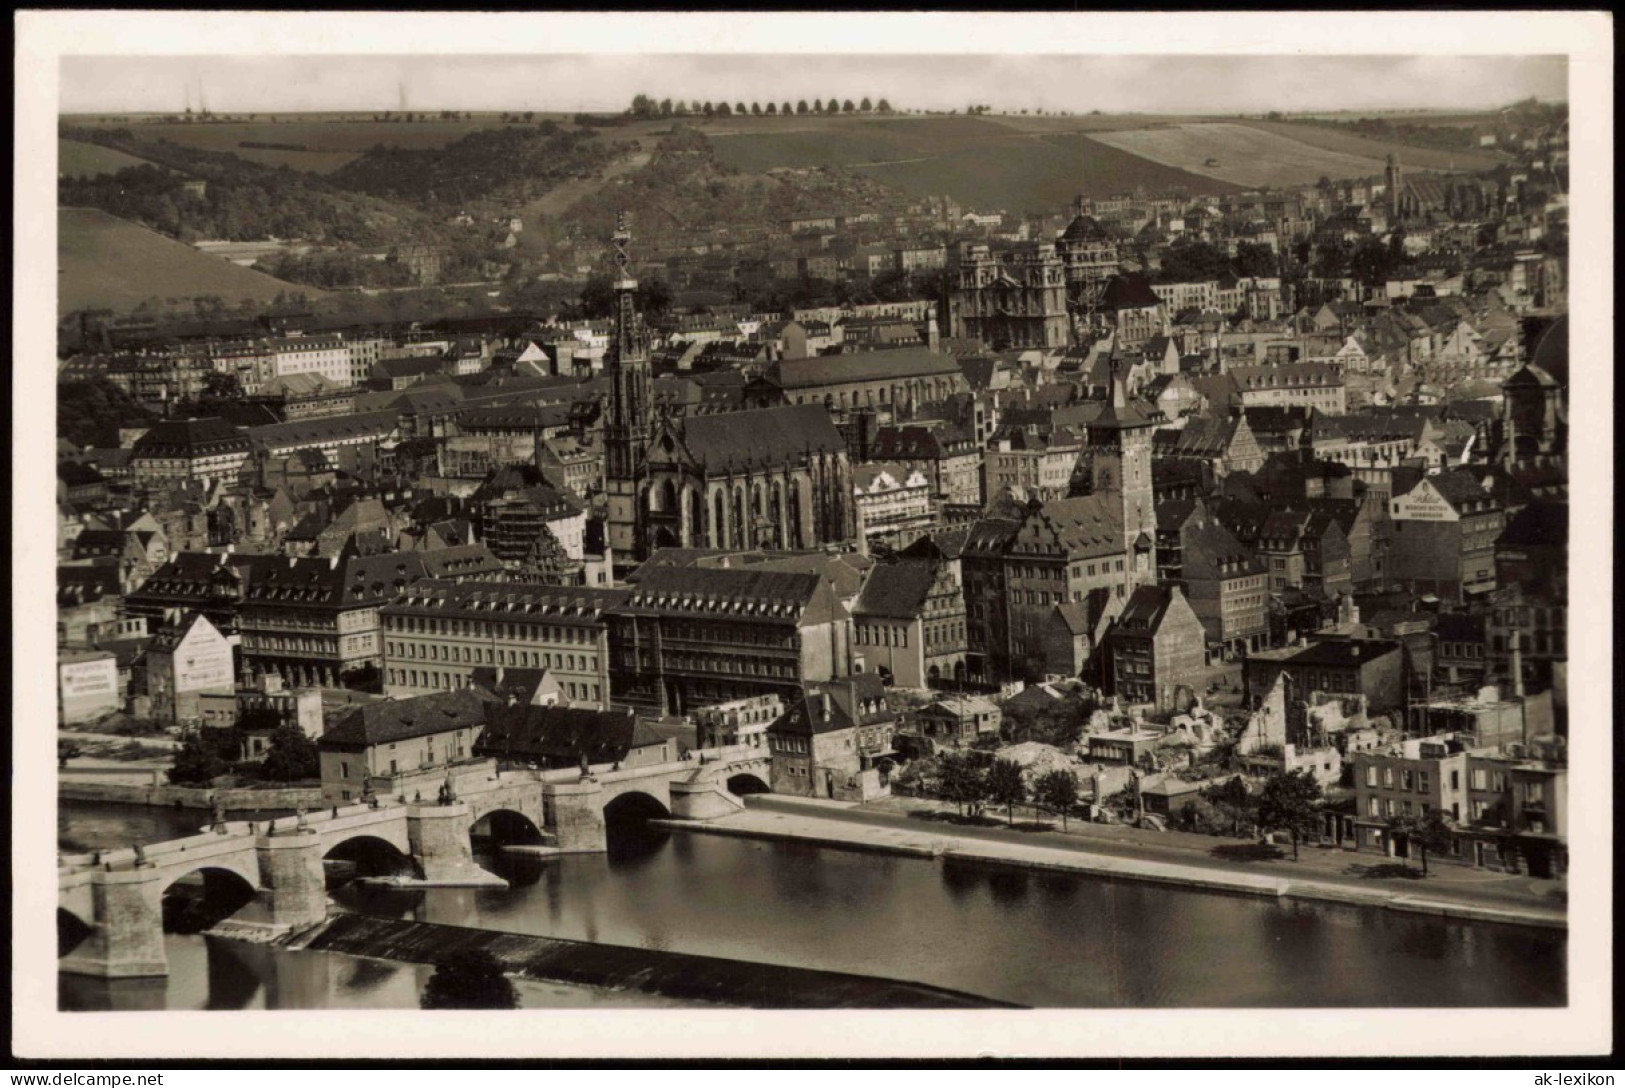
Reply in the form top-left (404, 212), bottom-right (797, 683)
top-left (59, 746), bottom-right (773, 979)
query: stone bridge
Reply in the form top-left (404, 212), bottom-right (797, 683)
top-left (58, 746), bottom-right (771, 979)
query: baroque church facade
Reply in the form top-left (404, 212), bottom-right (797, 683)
top-left (602, 218), bottom-right (857, 565)
top-left (945, 197), bottom-right (1122, 351)
top-left (947, 239), bottom-right (1071, 350)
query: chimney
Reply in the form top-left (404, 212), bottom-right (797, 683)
top-left (820, 692), bottom-right (831, 722)
top-left (495, 664), bottom-right (505, 686)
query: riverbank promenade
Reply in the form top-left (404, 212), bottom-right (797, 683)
top-left (663, 795), bottom-right (1567, 930)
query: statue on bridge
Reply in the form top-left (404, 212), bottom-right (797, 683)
top-left (132, 844), bottom-right (147, 868)
top-left (212, 793), bottom-right (228, 834)
top-left (296, 804), bottom-right (310, 832)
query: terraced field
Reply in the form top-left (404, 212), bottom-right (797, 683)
top-left (58, 207), bottom-right (323, 315)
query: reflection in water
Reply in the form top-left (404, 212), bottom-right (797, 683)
top-left (61, 799), bottom-right (1566, 1011)
top-left (203, 938), bottom-right (263, 1011)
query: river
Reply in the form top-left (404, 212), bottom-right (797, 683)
top-left (57, 800), bottom-right (1566, 1010)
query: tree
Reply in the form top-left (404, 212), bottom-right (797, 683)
top-left (781, 103), bottom-right (793, 117)
top-left (735, 102), bottom-right (747, 117)
top-left (1159, 237), bottom-right (1231, 283)
top-left (658, 98), bottom-right (673, 118)
top-left (716, 102), bottom-right (731, 117)
top-left (56, 377), bottom-right (156, 448)
top-left (637, 276), bottom-right (673, 317)
top-left (765, 102), bottom-right (777, 116)
top-left (259, 723), bottom-right (320, 783)
top-left (796, 100), bottom-right (809, 115)
top-left (860, 97), bottom-right (873, 113)
top-left (573, 273), bottom-right (617, 319)
top-left (842, 99), bottom-right (856, 113)
top-left (1349, 236), bottom-right (1403, 288)
top-left (1233, 241), bottom-right (1278, 279)
top-left (1000, 693), bottom-right (1091, 748)
top-left (200, 369), bottom-right (244, 403)
top-left (702, 102), bottom-right (715, 118)
top-left (936, 750), bottom-right (988, 819)
top-left (168, 727), bottom-right (227, 786)
top-left (420, 948), bottom-right (519, 1009)
top-left (750, 102), bottom-right (762, 116)
top-left (1411, 809), bottom-right (1456, 877)
top-left (876, 98), bottom-right (893, 114)
top-left (1033, 769), bottom-right (1080, 831)
top-left (1201, 776), bottom-right (1254, 837)
top-left (1256, 768), bottom-right (1324, 861)
top-left (986, 758), bottom-right (1027, 826)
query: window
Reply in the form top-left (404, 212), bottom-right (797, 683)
top-left (1418, 771), bottom-right (1430, 793)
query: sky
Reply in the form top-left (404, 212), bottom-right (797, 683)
top-left (60, 53), bottom-right (1568, 117)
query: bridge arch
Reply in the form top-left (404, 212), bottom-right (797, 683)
top-left (470, 807), bottom-right (546, 849)
top-left (321, 821), bottom-right (412, 860)
top-left (58, 907), bottom-right (94, 958)
top-left (603, 789), bottom-right (670, 822)
top-left (323, 833), bottom-right (418, 881)
top-left (601, 789), bottom-right (672, 858)
top-left (160, 865), bottom-right (260, 935)
top-left (725, 772), bottom-right (771, 797)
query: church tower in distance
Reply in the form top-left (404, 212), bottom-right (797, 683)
top-left (603, 212), bottom-right (653, 561)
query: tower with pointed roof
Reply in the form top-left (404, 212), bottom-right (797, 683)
top-left (602, 212), bottom-right (654, 561)
top-left (1085, 361), bottom-right (1157, 568)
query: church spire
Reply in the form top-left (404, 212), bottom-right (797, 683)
top-left (612, 211), bottom-right (640, 360)
top-left (603, 211), bottom-right (654, 561)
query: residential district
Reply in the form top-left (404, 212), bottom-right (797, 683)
top-left (57, 146), bottom-right (1569, 887)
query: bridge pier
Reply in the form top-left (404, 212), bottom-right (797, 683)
top-left (255, 831), bottom-right (329, 931)
top-left (59, 867), bottom-right (169, 979)
top-left (407, 803), bottom-right (503, 884)
top-left (546, 780), bottom-right (607, 853)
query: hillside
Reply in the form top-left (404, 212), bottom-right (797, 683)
top-left (560, 125), bottom-right (906, 241)
top-left (1239, 120), bottom-right (1508, 172)
top-left (58, 139), bottom-right (161, 178)
top-left (58, 207), bottom-right (324, 316)
top-left (1088, 122), bottom-right (1503, 189)
top-left (328, 123), bottom-right (616, 211)
top-left (706, 116), bottom-right (1238, 212)
top-left (73, 118), bottom-right (531, 174)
